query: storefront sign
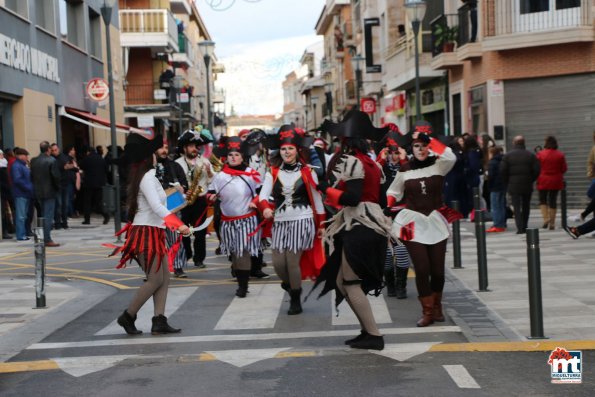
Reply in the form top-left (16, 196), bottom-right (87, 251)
top-left (361, 98), bottom-right (376, 114)
top-left (0, 33), bottom-right (60, 83)
top-left (86, 78), bottom-right (109, 102)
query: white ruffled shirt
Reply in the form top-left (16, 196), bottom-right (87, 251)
top-left (132, 169), bottom-right (171, 228)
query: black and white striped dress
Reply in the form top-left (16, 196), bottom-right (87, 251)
top-left (259, 163), bottom-right (324, 253)
top-left (209, 169), bottom-right (262, 257)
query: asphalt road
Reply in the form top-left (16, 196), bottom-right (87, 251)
top-left (0, 239), bottom-right (593, 396)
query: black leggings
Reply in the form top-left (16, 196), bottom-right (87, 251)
top-left (538, 190), bottom-right (559, 208)
top-left (404, 239), bottom-right (447, 297)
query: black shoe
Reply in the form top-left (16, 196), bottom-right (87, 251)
top-left (288, 288), bottom-right (303, 315)
top-left (250, 269), bottom-right (270, 279)
top-left (564, 226), bottom-right (580, 239)
top-left (62, 223), bottom-right (69, 229)
top-left (235, 287), bottom-right (247, 298)
top-left (194, 261), bottom-right (206, 268)
top-left (174, 269), bottom-right (187, 278)
top-left (349, 334), bottom-right (384, 350)
top-left (151, 314), bottom-right (181, 335)
top-left (117, 310), bottom-right (142, 335)
top-left (82, 220), bottom-right (90, 225)
top-left (103, 215), bottom-right (110, 225)
top-left (345, 330), bottom-right (368, 345)
top-left (235, 270), bottom-right (250, 298)
top-left (3, 234), bottom-right (13, 240)
top-left (215, 247), bottom-right (222, 255)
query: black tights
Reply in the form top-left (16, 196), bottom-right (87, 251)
top-left (404, 239), bottom-right (447, 297)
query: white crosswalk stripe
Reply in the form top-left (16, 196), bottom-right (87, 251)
top-left (331, 291), bottom-right (393, 326)
top-left (215, 284), bottom-right (285, 330)
top-left (443, 365), bottom-right (481, 389)
top-left (95, 287), bottom-right (197, 336)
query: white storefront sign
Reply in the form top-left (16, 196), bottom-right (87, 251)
top-left (0, 33), bottom-right (60, 83)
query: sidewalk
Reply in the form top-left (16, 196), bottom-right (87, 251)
top-left (444, 210), bottom-right (595, 342)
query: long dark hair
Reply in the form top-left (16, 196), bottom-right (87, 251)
top-left (126, 157), bottom-right (154, 222)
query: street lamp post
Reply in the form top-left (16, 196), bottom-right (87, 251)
top-left (100, 0), bottom-right (121, 239)
top-left (172, 75), bottom-right (184, 135)
top-left (198, 40), bottom-right (216, 132)
top-left (350, 54), bottom-right (365, 110)
top-left (325, 81), bottom-right (334, 120)
top-left (405, 0), bottom-right (427, 122)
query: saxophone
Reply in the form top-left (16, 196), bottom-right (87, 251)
top-left (209, 153), bottom-right (224, 172)
top-left (186, 162), bottom-right (204, 205)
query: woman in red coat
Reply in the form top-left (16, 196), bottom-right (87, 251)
top-left (536, 136), bottom-right (567, 230)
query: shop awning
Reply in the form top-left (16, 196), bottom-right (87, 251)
top-left (59, 107), bottom-right (148, 135)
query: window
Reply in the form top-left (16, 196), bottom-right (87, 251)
top-left (88, 7), bottom-right (101, 58)
top-left (59, 0), bottom-right (85, 49)
top-left (470, 85), bottom-right (487, 135)
top-left (36, 0), bottom-right (55, 33)
top-left (521, 0), bottom-right (580, 13)
top-left (2, 0), bottom-right (28, 18)
top-left (556, 0), bottom-right (580, 9)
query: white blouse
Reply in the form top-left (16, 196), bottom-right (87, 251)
top-left (209, 169), bottom-right (260, 217)
top-left (132, 169), bottom-right (171, 228)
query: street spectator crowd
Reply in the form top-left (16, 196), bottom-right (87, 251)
top-left (0, 141), bottom-right (117, 247)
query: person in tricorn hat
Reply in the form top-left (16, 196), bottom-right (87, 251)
top-left (313, 109), bottom-right (393, 351)
top-left (386, 121), bottom-right (461, 327)
top-left (109, 133), bottom-right (190, 336)
top-left (207, 136), bottom-right (264, 297)
top-left (376, 124), bottom-right (411, 300)
top-left (175, 129), bottom-right (214, 268)
top-left (256, 125), bottom-right (325, 315)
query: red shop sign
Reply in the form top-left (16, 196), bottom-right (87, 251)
top-left (86, 78), bottom-right (109, 102)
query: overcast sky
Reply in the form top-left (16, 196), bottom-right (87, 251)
top-left (195, 0), bottom-right (325, 115)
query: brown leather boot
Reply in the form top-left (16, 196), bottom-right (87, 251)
top-left (548, 208), bottom-right (557, 230)
top-left (432, 292), bottom-right (445, 322)
top-left (539, 204), bottom-right (549, 229)
top-left (417, 295), bottom-right (434, 327)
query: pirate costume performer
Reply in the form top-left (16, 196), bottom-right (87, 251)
top-left (175, 129), bottom-right (214, 268)
top-left (386, 122), bottom-right (460, 327)
top-left (109, 133), bottom-right (190, 335)
top-left (155, 139), bottom-right (189, 278)
top-left (256, 126), bottom-right (325, 315)
top-left (208, 136), bottom-right (263, 297)
top-left (376, 125), bottom-right (412, 299)
top-left (313, 111), bottom-right (394, 351)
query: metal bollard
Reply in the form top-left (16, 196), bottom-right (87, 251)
top-left (33, 217), bottom-right (46, 309)
top-left (475, 209), bottom-right (489, 291)
top-left (526, 229), bottom-right (546, 339)
top-left (472, 186), bottom-right (481, 211)
top-left (560, 183), bottom-right (567, 230)
top-left (451, 200), bottom-right (463, 269)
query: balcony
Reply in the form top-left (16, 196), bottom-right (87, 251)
top-left (119, 9), bottom-right (179, 53)
top-left (125, 80), bottom-right (162, 106)
top-left (212, 89), bottom-right (225, 104)
top-left (484, 0), bottom-right (593, 51)
top-left (171, 33), bottom-right (193, 67)
top-left (429, 14), bottom-right (464, 70)
top-left (456, 2), bottom-right (482, 60)
top-left (170, 0), bottom-right (191, 15)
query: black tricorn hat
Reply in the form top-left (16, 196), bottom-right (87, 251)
top-left (331, 110), bottom-right (388, 141)
top-left (213, 136), bottom-right (248, 159)
top-left (265, 125), bottom-right (314, 150)
top-left (122, 133), bottom-right (163, 163)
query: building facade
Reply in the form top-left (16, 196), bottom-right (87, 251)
top-left (0, 0), bottom-right (126, 154)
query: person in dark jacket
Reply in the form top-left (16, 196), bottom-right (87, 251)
top-left (500, 135), bottom-right (540, 234)
top-left (536, 136), bottom-right (567, 230)
top-left (486, 146), bottom-right (506, 232)
top-left (10, 148), bottom-right (33, 241)
top-left (30, 141), bottom-right (61, 246)
top-left (50, 143), bottom-right (72, 229)
top-left (444, 136), bottom-right (468, 216)
top-left (80, 147), bottom-right (109, 225)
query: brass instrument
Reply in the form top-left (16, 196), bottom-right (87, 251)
top-left (209, 153), bottom-right (224, 172)
top-left (186, 163), bottom-right (204, 205)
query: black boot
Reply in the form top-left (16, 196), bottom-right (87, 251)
top-left (288, 288), bottom-right (303, 315)
top-left (395, 267), bottom-right (409, 299)
top-left (235, 270), bottom-right (250, 298)
top-left (344, 330), bottom-right (368, 345)
top-left (384, 268), bottom-right (396, 297)
top-left (117, 310), bottom-right (142, 335)
top-left (151, 314), bottom-right (181, 335)
top-left (349, 334), bottom-right (384, 350)
top-left (250, 255), bottom-right (269, 278)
